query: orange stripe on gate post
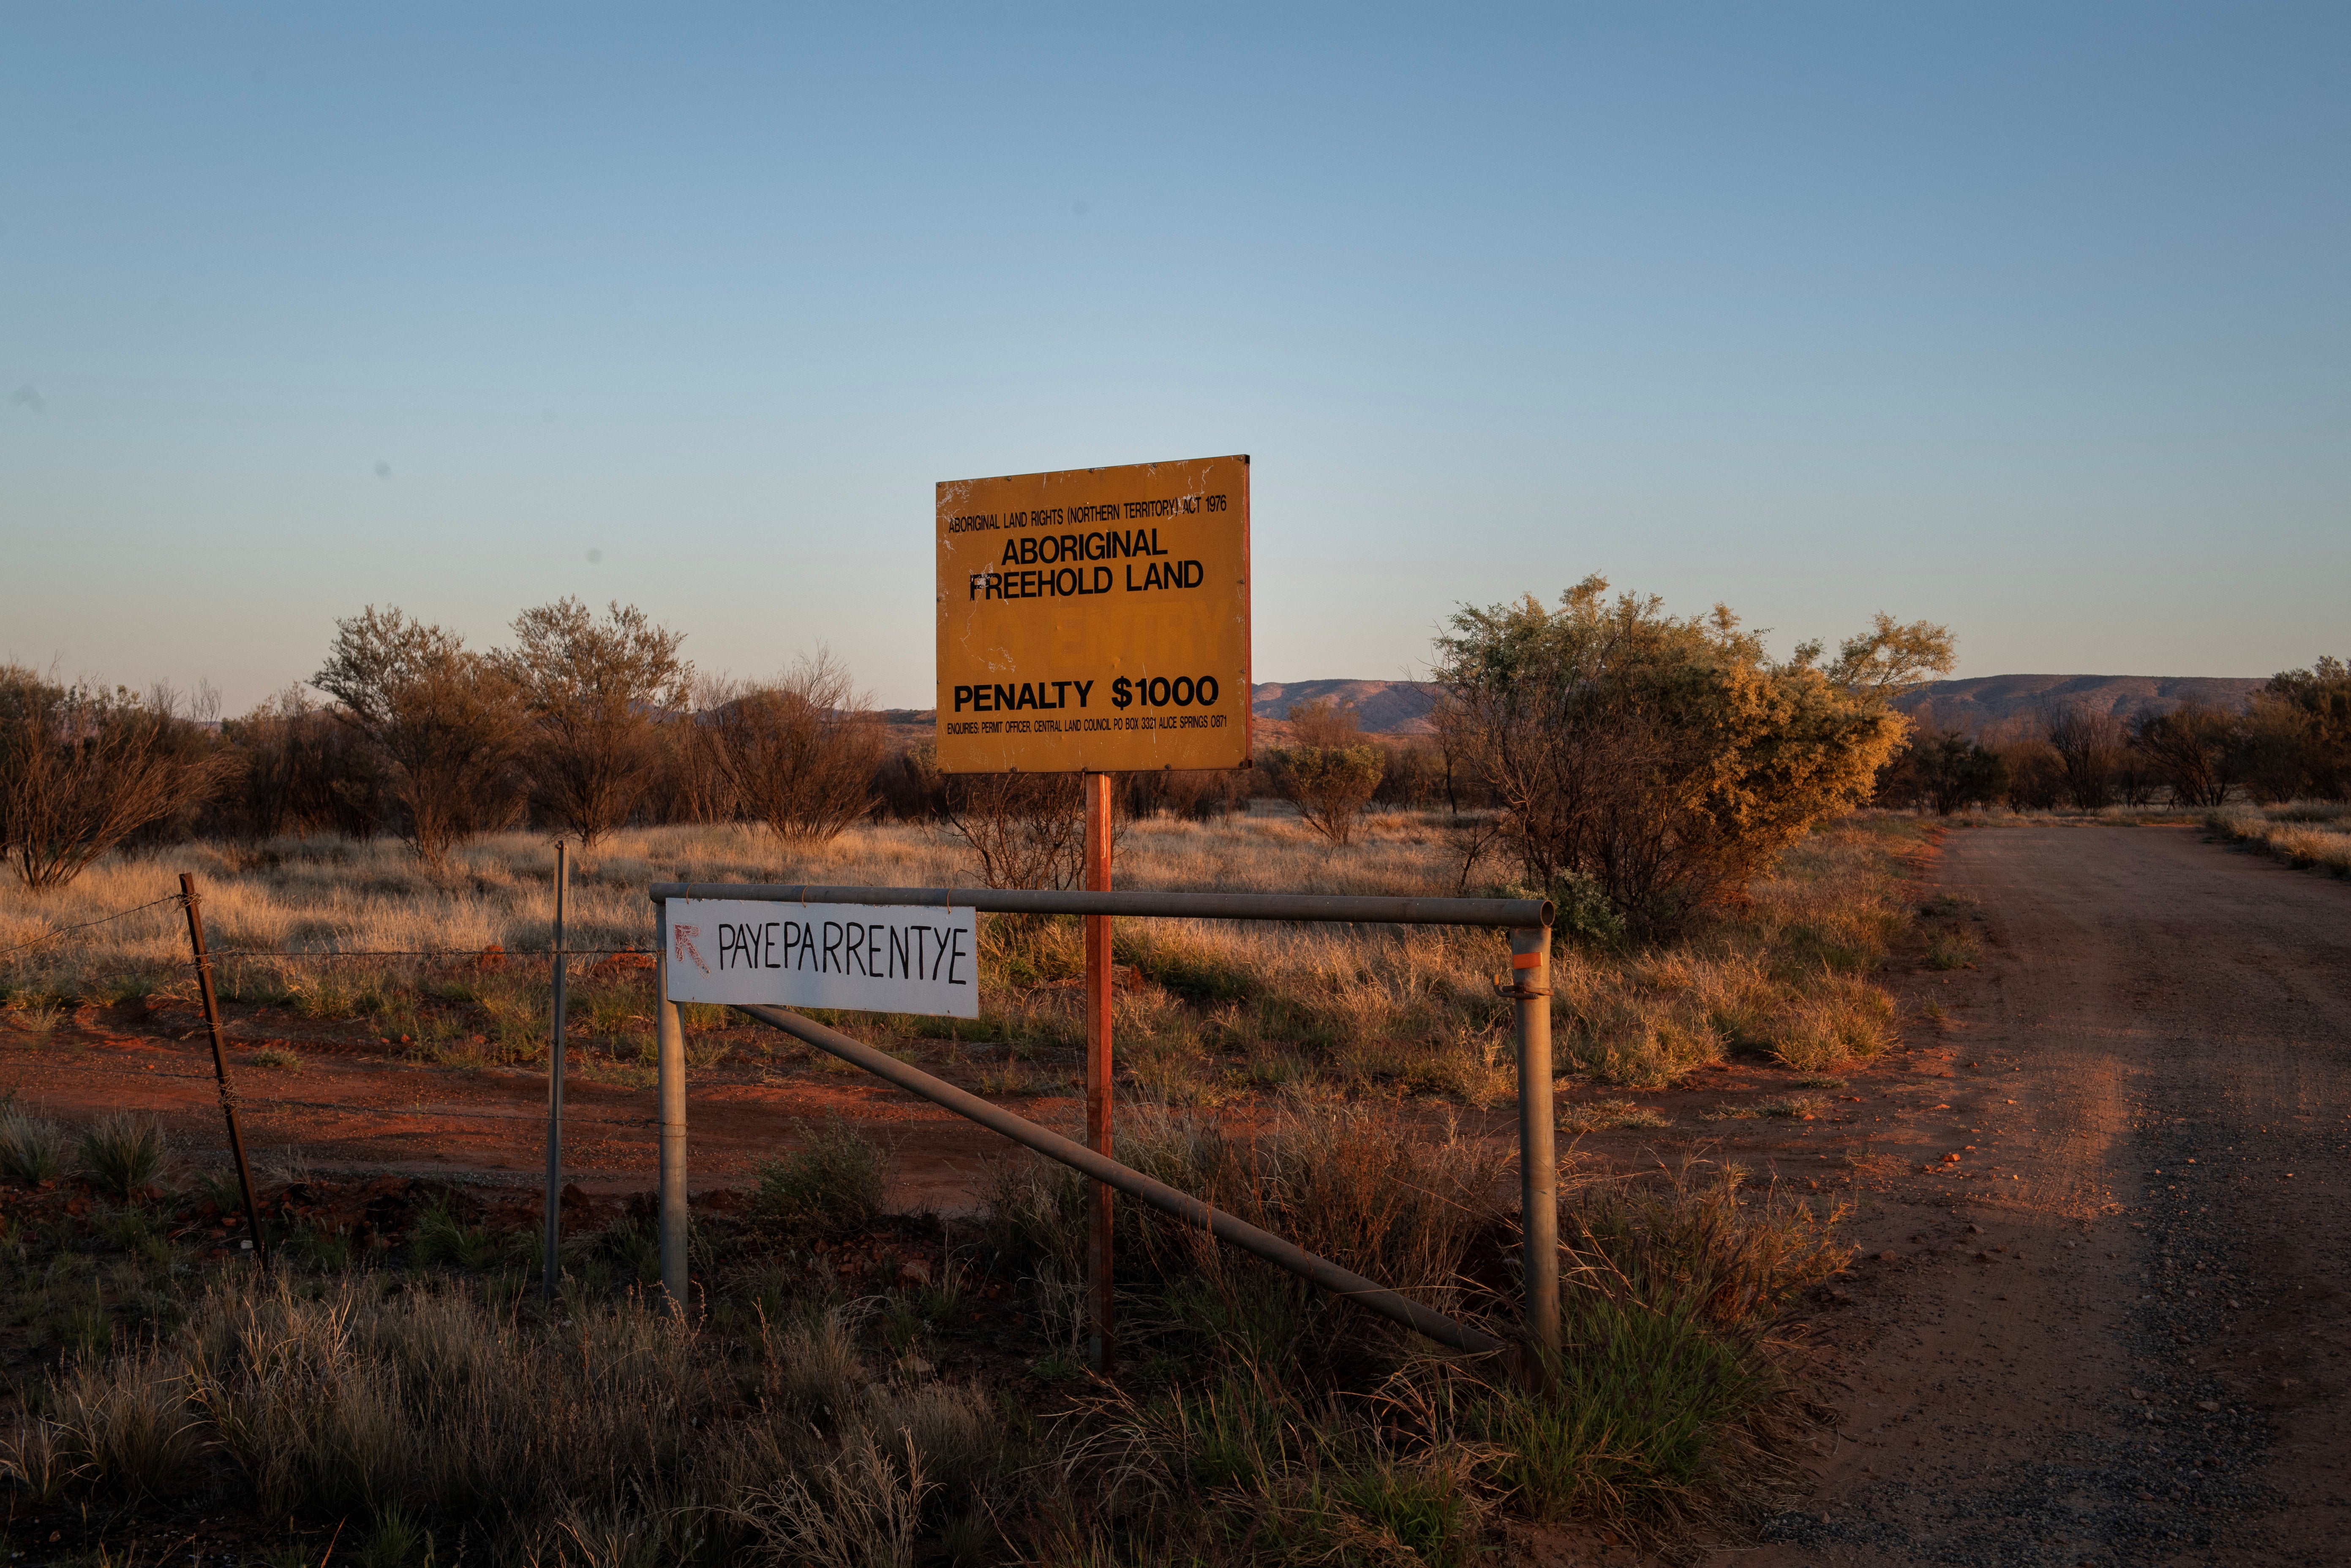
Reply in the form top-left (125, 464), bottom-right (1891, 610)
top-left (1083, 771), bottom-right (1116, 1375)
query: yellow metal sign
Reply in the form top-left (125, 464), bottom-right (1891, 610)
top-left (937, 455), bottom-right (1251, 773)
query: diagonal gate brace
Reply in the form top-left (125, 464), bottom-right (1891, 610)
top-left (733, 1002), bottom-right (1509, 1359)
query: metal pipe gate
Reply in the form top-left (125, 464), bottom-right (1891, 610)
top-left (647, 883), bottom-right (1558, 1359)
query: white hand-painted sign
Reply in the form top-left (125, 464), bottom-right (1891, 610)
top-left (664, 899), bottom-right (980, 1018)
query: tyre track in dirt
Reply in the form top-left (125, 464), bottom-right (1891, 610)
top-left (1735, 825), bottom-right (2351, 1568)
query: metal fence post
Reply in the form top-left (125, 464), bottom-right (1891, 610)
top-left (542, 840), bottom-right (569, 1301)
top-left (178, 873), bottom-right (270, 1272)
top-left (1512, 925), bottom-right (1558, 1355)
top-left (1083, 770), bottom-right (1116, 1375)
top-left (656, 904), bottom-right (690, 1316)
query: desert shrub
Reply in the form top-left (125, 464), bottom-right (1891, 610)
top-left (1995, 734), bottom-right (2065, 810)
top-left (1264, 744), bottom-right (1385, 847)
top-left (1371, 740), bottom-right (1447, 809)
top-left (2133, 701), bottom-right (2240, 808)
top-left (708, 651), bottom-right (886, 845)
top-left (2043, 701), bottom-right (2125, 810)
top-left (1123, 766), bottom-right (1247, 822)
top-left (755, 1118), bottom-right (888, 1239)
top-left (0, 1104), bottom-right (65, 1183)
top-left (1435, 579), bottom-right (1949, 939)
top-left (78, 1113), bottom-right (166, 1200)
top-left (1876, 729), bottom-right (2007, 816)
top-left (2241, 657), bottom-right (2351, 801)
top-left (0, 669), bottom-right (231, 890)
top-left (1263, 699), bottom-right (1387, 847)
top-left (214, 687), bottom-right (390, 841)
top-left (313, 607), bottom-right (528, 865)
top-left (647, 672), bottom-right (744, 826)
top-left (940, 768), bottom-right (1089, 891)
top-left (498, 598), bottom-right (692, 847)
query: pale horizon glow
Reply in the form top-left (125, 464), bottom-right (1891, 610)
top-left (3, 5), bottom-right (2345, 713)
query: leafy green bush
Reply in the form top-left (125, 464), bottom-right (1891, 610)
top-left (1435, 578), bottom-right (1951, 938)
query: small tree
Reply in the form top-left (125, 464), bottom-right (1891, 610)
top-left (1916, 732), bottom-right (2008, 816)
top-left (708, 651), bottom-right (884, 845)
top-left (1264, 699), bottom-right (1384, 847)
top-left (2248, 656), bottom-right (2351, 800)
top-left (0, 668), bottom-right (231, 890)
top-left (1435, 578), bottom-right (1950, 939)
top-left (2132, 702), bottom-right (2239, 808)
top-left (498, 598), bottom-right (691, 847)
top-left (313, 607), bottom-right (526, 865)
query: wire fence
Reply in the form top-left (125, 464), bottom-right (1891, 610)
top-left (0, 891), bottom-right (654, 968)
top-left (0, 893), bottom-right (191, 961)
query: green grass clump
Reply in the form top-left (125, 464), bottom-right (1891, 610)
top-left (754, 1118), bottom-right (888, 1239)
top-left (412, 1201), bottom-right (500, 1271)
top-left (78, 1113), bottom-right (166, 1200)
top-left (0, 1105), bottom-right (67, 1183)
top-left (1924, 931), bottom-right (1980, 970)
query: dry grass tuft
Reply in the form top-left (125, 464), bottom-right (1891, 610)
top-left (2207, 802), bottom-right (2351, 878)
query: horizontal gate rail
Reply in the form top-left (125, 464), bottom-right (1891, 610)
top-left (651, 882), bottom-right (1550, 930)
top-left (733, 1001), bottom-right (1509, 1358)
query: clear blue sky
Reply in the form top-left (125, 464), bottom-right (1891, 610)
top-left (4, 3), bottom-right (2344, 712)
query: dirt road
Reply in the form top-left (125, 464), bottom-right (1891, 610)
top-left (1736, 826), bottom-right (2351, 1568)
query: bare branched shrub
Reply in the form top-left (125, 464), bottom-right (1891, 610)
top-left (2042, 701), bottom-right (2125, 810)
top-left (1264, 700), bottom-right (1384, 847)
top-left (217, 686), bottom-right (389, 839)
top-left (710, 652), bottom-right (885, 846)
top-left (940, 770), bottom-right (1087, 890)
top-left (1874, 729), bottom-right (2006, 816)
top-left (499, 599), bottom-right (691, 847)
top-left (653, 672), bottom-right (744, 826)
top-left (0, 667), bottom-right (231, 890)
top-left (2133, 702), bottom-right (2240, 808)
top-left (312, 607), bottom-right (527, 865)
top-left (1435, 580), bottom-right (1948, 938)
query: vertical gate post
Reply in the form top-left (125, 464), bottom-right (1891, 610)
top-left (1083, 770), bottom-right (1116, 1374)
top-left (179, 873), bottom-right (269, 1272)
top-left (1512, 925), bottom-right (1558, 1355)
top-left (656, 904), bottom-right (690, 1316)
top-left (542, 840), bottom-right (569, 1301)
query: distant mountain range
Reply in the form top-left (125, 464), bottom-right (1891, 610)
top-left (1248, 674), bottom-right (2272, 738)
top-left (1893, 675), bottom-right (2266, 732)
top-left (885, 673), bottom-right (2271, 745)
